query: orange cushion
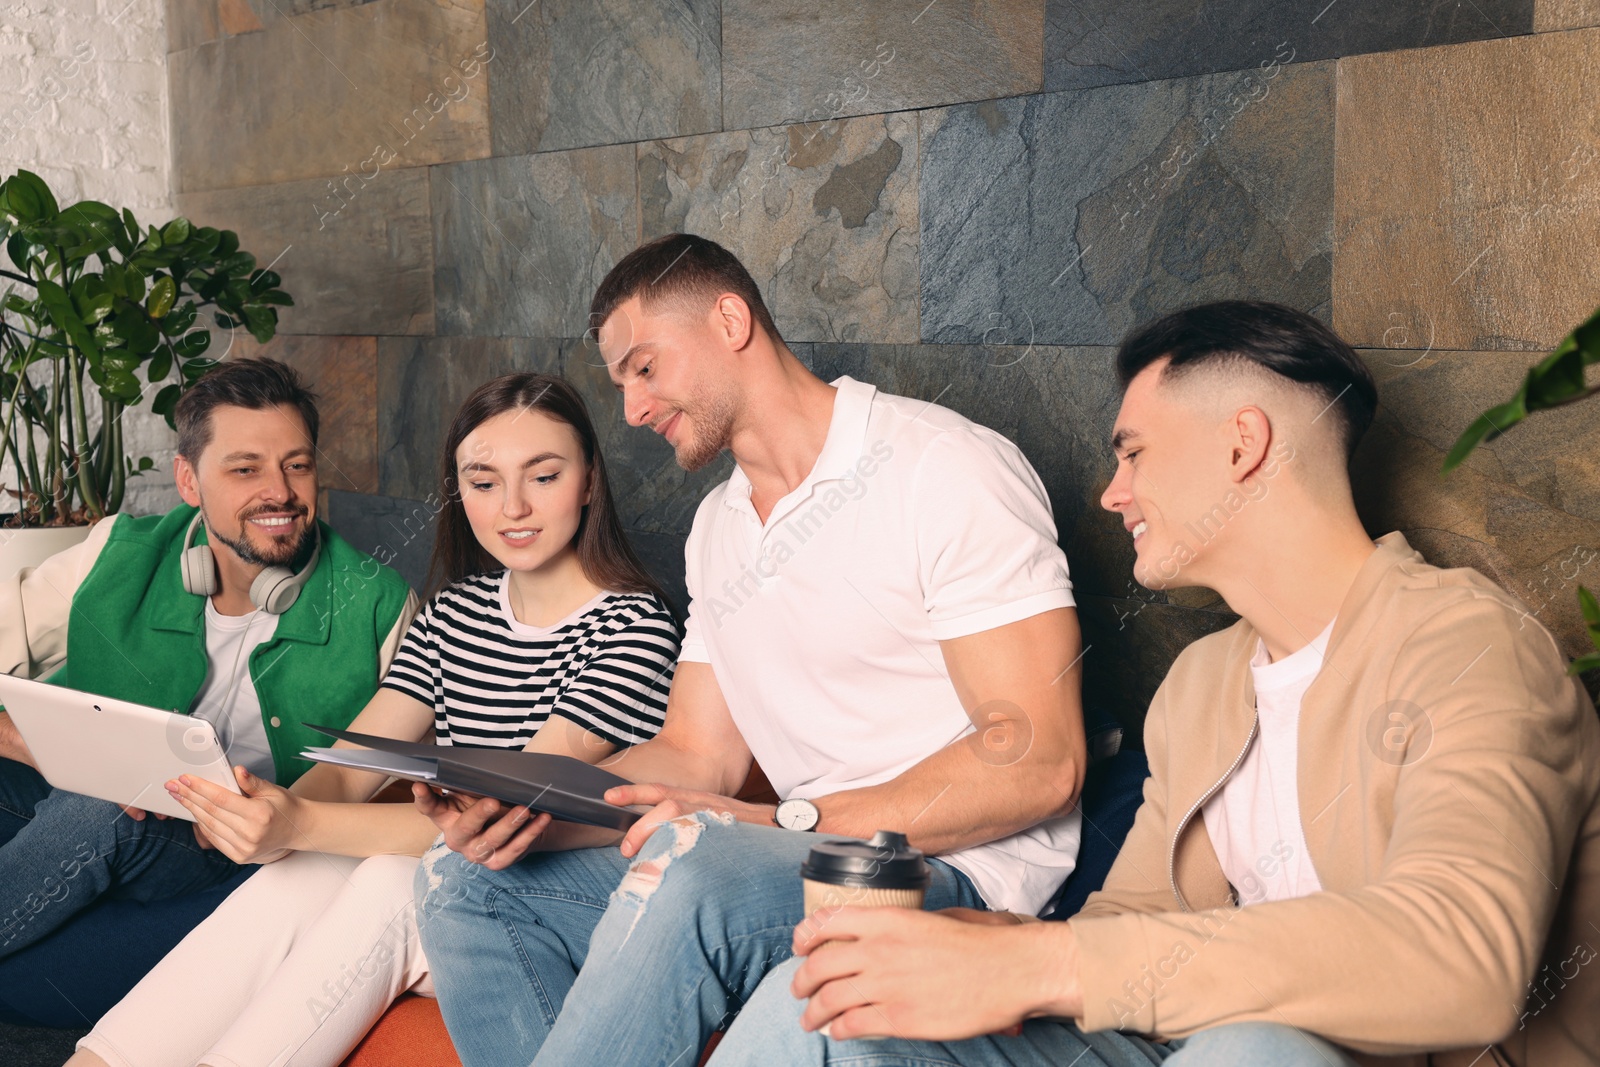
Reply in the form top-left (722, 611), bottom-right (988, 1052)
top-left (342, 994), bottom-right (461, 1067)
top-left (342, 995), bottom-right (723, 1066)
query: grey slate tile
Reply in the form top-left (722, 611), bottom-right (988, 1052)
top-left (920, 63), bottom-right (1334, 347)
top-left (487, 0), bottom-right (721, 155)
top-left (722, 0), bottom-right (1042, 130)
top-left (431, 146), bottom-right (639, 339)
top-left (1045, 0), bottom-right (1534, 92)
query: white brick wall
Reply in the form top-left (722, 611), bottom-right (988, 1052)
top-left (1, 0), bottom-right (179, 517)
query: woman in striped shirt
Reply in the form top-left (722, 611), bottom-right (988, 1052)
top-left (72, 374), bottom-right (679, 1067)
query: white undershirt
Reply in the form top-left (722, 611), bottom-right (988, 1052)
top-left (1201, 619), bottom-right (1333, 905)
top-left (189, 600), bottom-right (280, 783)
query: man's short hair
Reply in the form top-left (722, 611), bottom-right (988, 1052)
top-left (1115, 301), bottom-right (1378, 459)
top-left (588, 233), bottom-right (781, 344)
top-left (174, 357), bottom-right (320, 462)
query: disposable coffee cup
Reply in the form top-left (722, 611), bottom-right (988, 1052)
top-left (801, 829), bottom-right (931, 913)
top-left (801, 830), bottom-right (930, 1039)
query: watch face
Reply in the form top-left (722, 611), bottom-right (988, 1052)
top-left (777, 798), bottom-right (820, 831)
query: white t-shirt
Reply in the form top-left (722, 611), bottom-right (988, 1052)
top-left (189, 601), bottom-right (280, 783)
top-left (1201, 619), bottom-right (1334, 905)
top-left (680, 376), bottom-right (1080, 915)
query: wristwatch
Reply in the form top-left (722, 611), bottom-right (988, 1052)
top-left (775, 797), bottom-right (821, 832)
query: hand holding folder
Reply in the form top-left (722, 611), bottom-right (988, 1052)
top-left (300, 724), bottom-right (642, 832)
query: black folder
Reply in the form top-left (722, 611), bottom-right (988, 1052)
top-left (301, 724), bottom-right (641, 832)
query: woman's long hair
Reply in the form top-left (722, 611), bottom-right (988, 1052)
top-left (425, 373), bottom-right (668, 608)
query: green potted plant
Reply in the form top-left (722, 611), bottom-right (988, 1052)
top-left (1443, 303), bottom-right (1600, 672)
top-left (0, 168), bottom-right (292, 575)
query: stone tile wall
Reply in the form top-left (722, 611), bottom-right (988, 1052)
top-left (165, 1), bottom-right (1600, 736)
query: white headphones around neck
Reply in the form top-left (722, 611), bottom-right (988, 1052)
top-left (180, 510), bottom-right (322, 615)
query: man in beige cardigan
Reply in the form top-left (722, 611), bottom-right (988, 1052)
top-left (710, 301), bottom-right (1600, 1067)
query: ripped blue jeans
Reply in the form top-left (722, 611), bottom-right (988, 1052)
top-left (413, 813), bottom-right (982, 1067)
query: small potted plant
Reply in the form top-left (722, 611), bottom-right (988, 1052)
top-left (0, 168), bottom-right (293, 575)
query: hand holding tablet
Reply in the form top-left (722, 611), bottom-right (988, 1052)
top-left (0, 674), bottom-right (243, 822)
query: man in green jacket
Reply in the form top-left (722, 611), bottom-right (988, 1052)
top-left (0, 357), bottom-right (415, 961)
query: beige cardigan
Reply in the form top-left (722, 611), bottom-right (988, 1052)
top-left (1070, 533), bottom-right (1600, 1066)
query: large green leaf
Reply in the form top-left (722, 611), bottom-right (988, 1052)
top-left (103, 367), bottom-right (141, 400)
top-left (198, 272), bottom-right (228, 301)
top-left (162, 301), bottom-right (197, 335)
top-left (2, 171), bottom-right (58, 224)
top-left (146, 275), bottom-right (177, 319)
top-left (220, 251), bottom-right (257, 278)
top-left (173, 330), bottom-right (211, 359)
top-left (101, 261), bottom-right (127, 299)
top-left (110, 305), bottom-right (160, 354)
top-left (187, 226), bottom-right (221, 256)
top-left (6, 231), bottom-right (32, 272)
top-left (63, 200), bottom-right (119, 225)
top-left (69, 273), bottom-right (105, 307)
top-left (32, 277), bottom-right (100, 361)
top-left (249, 269), bottom-right (281, 294)
top-left (64, 230), bottom-right (116, 265)
top-left (79, 291), bottom-right (115, 326)
top-left (241, 305), bottom-right (275, 344)
top-left (146, 346), bottom-right (173, 383)
top-left (111, 216), bottom-right (136, 257)
top-left (61, 201), bottom-right (121, 258)
top-left (22, 221), bottom-right (85, 250)
top-left (151, 382), bottom-right (182, 416)
top-left (179, 351), bottom-right (217, 379)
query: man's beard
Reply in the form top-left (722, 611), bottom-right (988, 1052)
top-left (673, 389), bottom-right (737, 473)
top-left (207, 506), bottom-right (311, 567)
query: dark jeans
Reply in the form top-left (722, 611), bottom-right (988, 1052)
top-left (0, 757), bottom-right (240, 961)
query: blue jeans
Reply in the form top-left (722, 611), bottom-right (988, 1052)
top-left (415, 812), bottom-right (986, 1067)
top-left (0, 756), bottom-right (240, 959)
top-left (714, 958), bottom-right (1360, 1067)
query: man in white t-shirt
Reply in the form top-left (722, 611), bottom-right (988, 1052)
top-left (414, 234), bottom-right (1088, 1067)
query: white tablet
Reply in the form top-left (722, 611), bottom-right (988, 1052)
top-left (0, 674), bottom-right (242, 821)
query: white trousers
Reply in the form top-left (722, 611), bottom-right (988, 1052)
top-left (78, 851), bottom-right (432, 1067)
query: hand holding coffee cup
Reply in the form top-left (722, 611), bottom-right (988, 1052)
top-left (801, 830), bottom-right (930, 1037)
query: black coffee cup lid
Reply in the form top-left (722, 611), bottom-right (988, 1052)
top-left (800, 830), bottom-right (931, 889)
